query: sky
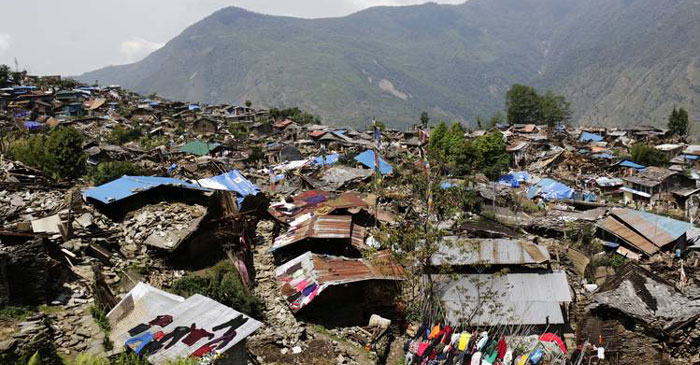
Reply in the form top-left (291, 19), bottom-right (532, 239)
top-left (0, 0), bottom-right (464, 76)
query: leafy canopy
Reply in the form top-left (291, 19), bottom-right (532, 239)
top-left (630, 143), bottom-right (669, 167)
top-left (505, 84), bottom-right (571, 127)
top-left (428, 122), bottom-right (509, 180)
top-left (11, 126), bottom-right (86, 180)
top-left (269, 106), bottom-right (321, 125)
top-left (667, 106), bottom-right (689, 139)
top-left (87, 161), bottom-right (145, 186)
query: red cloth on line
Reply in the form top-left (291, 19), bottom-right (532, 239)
top-left (497, 336), bottom-right (507, 360)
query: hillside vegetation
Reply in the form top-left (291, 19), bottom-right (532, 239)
top-left (80, 0), bottom-right (699, 128)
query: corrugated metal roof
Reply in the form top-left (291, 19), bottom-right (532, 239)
top-left (83, 176), bottom-right (210, 205)
top-left (178, 140), bottom-right (221, 156)
top-left (108, 283), bottom-right (262, 364)
top-left (611, 208), bottom-right (692, 248)
top-left (435, 271), bottom-right (571, 326)
top-left (272, 215), bottom-right (353, 251)
top-left (617, 159), bottom-right (645, 170)
top-left (597, 215), bottom-right (659, 256)
top-left (430, 238), bottom-right (550, 266)
top-left (276, 251), bottom-right (404, 312)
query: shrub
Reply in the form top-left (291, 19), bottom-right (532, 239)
top-left (338, 151), bottom-right (358, 166)
top-left (247, 146), bottom-right (265, 164)
top-left (108, 125), bottom-right (142, 144)
top-left (228, 122), bottom-right (248, 139)
top-left (0, 305), bottom-right (33, 320)
top-left (10, 126), bottom-right (86, 180)
top-left (87, 161), bottom-right (145, 186)
top-left (171, 261), bottom-right (264, 319)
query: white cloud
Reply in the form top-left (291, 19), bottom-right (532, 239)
top-left (0, 34), bottom-right (11, 54)
top-left (119, 37), bottom-right (164, 64)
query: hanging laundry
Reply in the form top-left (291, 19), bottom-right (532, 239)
top-left (497, 337), bottom-right (507, 360)
top-left (470, 351), bottom-right (482, 365)
top-left (458, 332), bottom-right (471, 352)
top-left (428, 324), bottom-right (441, 339)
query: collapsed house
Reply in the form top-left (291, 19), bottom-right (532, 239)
top-left (580, 264), bottom-right (700, 365)
top-left (597, 208), bottom-right (693, 258)
top-left (432, 271), bottom-right (572, 327)
top-left (275, 251), bottom-right (404, 325)
top-left (428, 237), bottom-right (572, 329)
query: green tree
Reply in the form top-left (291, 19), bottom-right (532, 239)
top-left (368, 120), bottom-right (386, 131)
top-left (11, 127), bottom-right (87, 180)
top-left (539, 91), bottom-right (572, 127)
top-left (268, 106), bottom-right (321, 125)
top-left (630, 143), bottom-right (669, 166)
top-left (427, 122), bottom-right (449, 161)
top-left (87, 161), bottom-right (145, 186)
top-left (668, 106), bottom-right (689, 139)
top-left (245, 100), bottom-right (252, 108)
top-left (108, 125), bottom-right (142, 144)
top-left (488, 111), bottom-right (505, 128)
top-left (472, 131), bottom-right (509, 180)
top-left (420, 111), bottom-right (430, 128)
top-left (0, 64), bottom-right (10, 86)
top-left (505, 84), bottom-right (541, 125)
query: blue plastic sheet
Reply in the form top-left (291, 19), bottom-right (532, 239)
top-left (527, 178), bottom-right (574, 201)
top-left (354, 150), bottom-right (393, 175)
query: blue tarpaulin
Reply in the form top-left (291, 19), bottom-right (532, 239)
top-left (617, 159), bottom-right (645, 170)
top-left (683, 154), bottom-right (700, 161)
top-left (24, 121), bottom-right (43, 130)
top-left (580, 132), bottom-right (604, 143)
top-left (527, 178), bottom-right (574, 201)
top-left (440, 181), bottom-right (458, 189)
top-left (312, 153), bottom-right (339, 166)
top-left (354, 150), bottom-right (393, 175)
top-left (197, 170), bottom-right (261, 202)
top-left (83, 176), bottom-right (210, 205)
top-left (498, 171), bottom-right (530, 187)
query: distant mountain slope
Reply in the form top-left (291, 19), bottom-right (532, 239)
top-left (80, 0), bottom-right (699, 128)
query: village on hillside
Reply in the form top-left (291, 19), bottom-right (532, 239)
top-left (1, 72), bottom-right (700, 365)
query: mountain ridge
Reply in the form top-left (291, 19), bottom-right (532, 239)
top-left (80, 0), bottom-right (699, 128)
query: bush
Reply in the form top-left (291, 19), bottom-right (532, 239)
top-left (229, 122), bottom-right (248, 139)
top-left (630, 143), bottom-right (669, 167)
top-left (0, 305), bottom-right (33, 320)
top-left (171, 261), bottom-right (264, 319)
top-left (247, 146), bottom-right (265, 164)
top-left (87, 161), bottom-right (145, 186)
top-left (108, 125), bottom-right (142, 144)
top-left (10, 126), bottom-right (86, 180)
top-left (338, 151), bottom-right (358, 166)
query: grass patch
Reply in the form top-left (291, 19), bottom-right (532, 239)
top-left (0, 306), bottom-right (33, 321)
top-left (171, 260), bottom-right (264, 319)
top-left (38, 305), bottom-right (63, 315)
top-left (90, 305), bottom-right (114, 351)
